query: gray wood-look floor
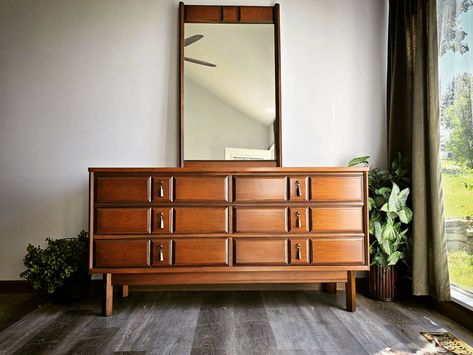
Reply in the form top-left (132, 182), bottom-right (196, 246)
top-left (0, 290), bottom-right (472, 355)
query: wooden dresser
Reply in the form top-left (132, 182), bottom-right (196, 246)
top-left (89, 167), bottom-right (369, 315)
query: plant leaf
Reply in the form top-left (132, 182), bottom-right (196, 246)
top-left (397, 206), bottom-right (413, 224)
top-left (348, 156), bottom-right (370, 167)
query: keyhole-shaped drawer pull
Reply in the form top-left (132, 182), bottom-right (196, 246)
top-left (158, 181), bottom-right (164, 198)
top-left (295, 181), bottom-right (301, 197)
top-left (158, 244), bottom-right (164, 262)
top-left (296, 243), bottom-right (302, 260)
top-left (296, 212), bottom-right (302, 228)
top-left (159, 212), bottom-right (165, 229)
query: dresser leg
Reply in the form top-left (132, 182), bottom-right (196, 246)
top-left (322, 282), bottom-right (337, 294)
top-left (102, 273), bottom-right (113, 317)
top-left (121, 285), bottom-right (129, 298)
top-left (346, 271), bottom-right (356, 312)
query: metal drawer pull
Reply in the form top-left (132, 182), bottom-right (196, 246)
top-left (296, 211), bottom-right (302, 228)
top-left (158, 244), bottom-right (164, 262)
top-left (159, 212), bottom-right (165, 229)
top-left (158, 181), bottom-right (164, 198)
top-left (296, 243), bottom-right (302, 260)
top-left (295, 181), bottom-right (301, 197)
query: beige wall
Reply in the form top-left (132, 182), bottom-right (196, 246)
top-left (0, 0), bottom-right (387, 280)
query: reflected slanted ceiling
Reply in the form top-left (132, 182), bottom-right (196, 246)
top-left (185, 23), bottom-right (275, 126)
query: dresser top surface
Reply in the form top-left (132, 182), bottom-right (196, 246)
top-left (88, 167), bottom-right (369, 173)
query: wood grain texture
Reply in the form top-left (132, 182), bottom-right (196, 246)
top-left (103, 273), bottom-right (113, 316)
top-left (234, 207), bottom-right (287, 233)
top-left (185, 5), bottom-right (221, 23)
top-left (312, 238), bottom-right (364, 265)
top-left (96, 176), bottom-right (150, 203)
top-left (173, 238), bottom-right (228, 266)
top-left (95, 240), bottom-right (150, 268)
top-left (311, 175), bottom-right (364, 202)
top-left (234, 238), bottom-right (288, 265)
top-left (174, 207), bottom-right (228, 234)
top-left (2, 292), bottom-right (472, 354)
top-left (312, 206), bottom-right (363, 233)
top-left (95, 208), bottom-right (150, 235)
top-left (239, 6), bottom-right (274, 23)
top-left (346, 271), bottom-right (356, 312)
top-left (222, 6), bottom-right (238, 22)
top-left (234, 176), bottom-right (287, 202)
top-left (174, 175), bottom-right (228, 202)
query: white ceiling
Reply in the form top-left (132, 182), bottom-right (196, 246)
top-left (184, 23), bottom-right (276, 126)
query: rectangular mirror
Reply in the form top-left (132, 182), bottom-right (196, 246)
top-left (179, 4), bottom-right (281, 166)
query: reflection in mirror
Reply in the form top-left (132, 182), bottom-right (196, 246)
top-left (184, 23), bottom-right (276, 161)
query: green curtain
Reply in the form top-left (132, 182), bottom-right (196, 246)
top-left (387, 0), bottom-right (450, 300)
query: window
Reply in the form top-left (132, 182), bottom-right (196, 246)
top-left (438, 0), bottom-right (473, 308)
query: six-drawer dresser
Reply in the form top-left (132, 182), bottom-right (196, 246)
top-left (88, 167), bottom-right (369, 316)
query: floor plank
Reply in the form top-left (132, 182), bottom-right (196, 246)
top-left (0, 291), bottom-right (472, 355)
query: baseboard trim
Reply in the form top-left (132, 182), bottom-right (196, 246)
top-left (0, 280), bottom-right (33, 293)
top-left (433, 298), bottom-right (473, 333)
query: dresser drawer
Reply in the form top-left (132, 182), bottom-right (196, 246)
top-left (174, 207), bottom-right (229, 234)
top-left (233, 176), bottom-right (287, 202)
top-left (95, 240), bottom-right (150, 267)
top-left (289, 176), bottom-right (308, 201)
top-left (174, 176), bottom-right (228, 202)
top-left (173, 238), bottom-right (228, 266)
top-left (311, 238), bottom-right (364, 265)
top-left (310, 175), bottom-right (363, 202)
top-left (234, 207), bottom-right (287, 233)
top-left (95, 208), bottom-right (151, 234)
top-left (312, 207), bottom-right (363, 233)
top-left (95, 176), bottom-right (150, 203)
top-left (234, 238), bottom-right (288, 265)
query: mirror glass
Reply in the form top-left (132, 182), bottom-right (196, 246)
top-left (184, 23), bottom-right (276, 161)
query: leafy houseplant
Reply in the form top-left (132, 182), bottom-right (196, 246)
top-left (348, 154), bottom-right (413, 300)
top-left (21, 230), bottom-right (89, 298)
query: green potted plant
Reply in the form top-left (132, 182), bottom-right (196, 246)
top-left (20, 230), bottom-right (89, 300)
top-left (349, 154), bottom-right (413, 301)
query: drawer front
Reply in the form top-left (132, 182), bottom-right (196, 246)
top-left (152, 208), bottom-right (173, 234)
top-left (311, 238), bottom-right (364, 265)
top-left (310, 175), bottom-right (363, 202)
top-left (312, 207), bottom-right (363, 233)
top-left (153, 176), bottom-right (173, 202)
top-left (95, 208), bottom-right (150, 234)
top-left (234, 207), bottom-right (287, 233)
top-left (173, 238), bottom-right (228, 266)
top-left (151, 240), bottom-right (172, 266)
top-left (234, 238), bottom-right (288, 265)
top-left (174, 176), bottom-right (228, 202)
top-left (289, 176), bottom-right (308, 201)
top-left (96, 176), bottom-right (150, 203)
top-left (174, 207), bottom-right (228, 234)
top-left (289, 238), bottom-right (310, 265)
top-left (95, 240), bottom-right (150, 267)
top-left (289, 207), bottom-right (309, 233)
top-left (234, 176), bottom-right (287, 202)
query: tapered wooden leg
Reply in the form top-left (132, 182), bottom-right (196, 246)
top-left (102, 273), bottom-right (113, 317)
top-left (322, 282), bottom-right (337, 294)
top-left (346, 271), bottom-right (356, 312)
top-left (121, 285), bottom-right (129, 298)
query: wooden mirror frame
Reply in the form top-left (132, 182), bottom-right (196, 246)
top-left (178, 2), bottom-right (282, 167)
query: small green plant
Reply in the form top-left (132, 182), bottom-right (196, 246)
top-left (21, 230), bottom-right (88, 294)
top-left (349, 154), bottom-right (413, 268)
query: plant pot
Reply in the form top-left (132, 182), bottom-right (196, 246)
top-left (369, 264), bottom-right (400, 301)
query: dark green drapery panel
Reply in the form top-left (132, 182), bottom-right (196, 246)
top-left (387, 0), bottom-right (450, 300)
